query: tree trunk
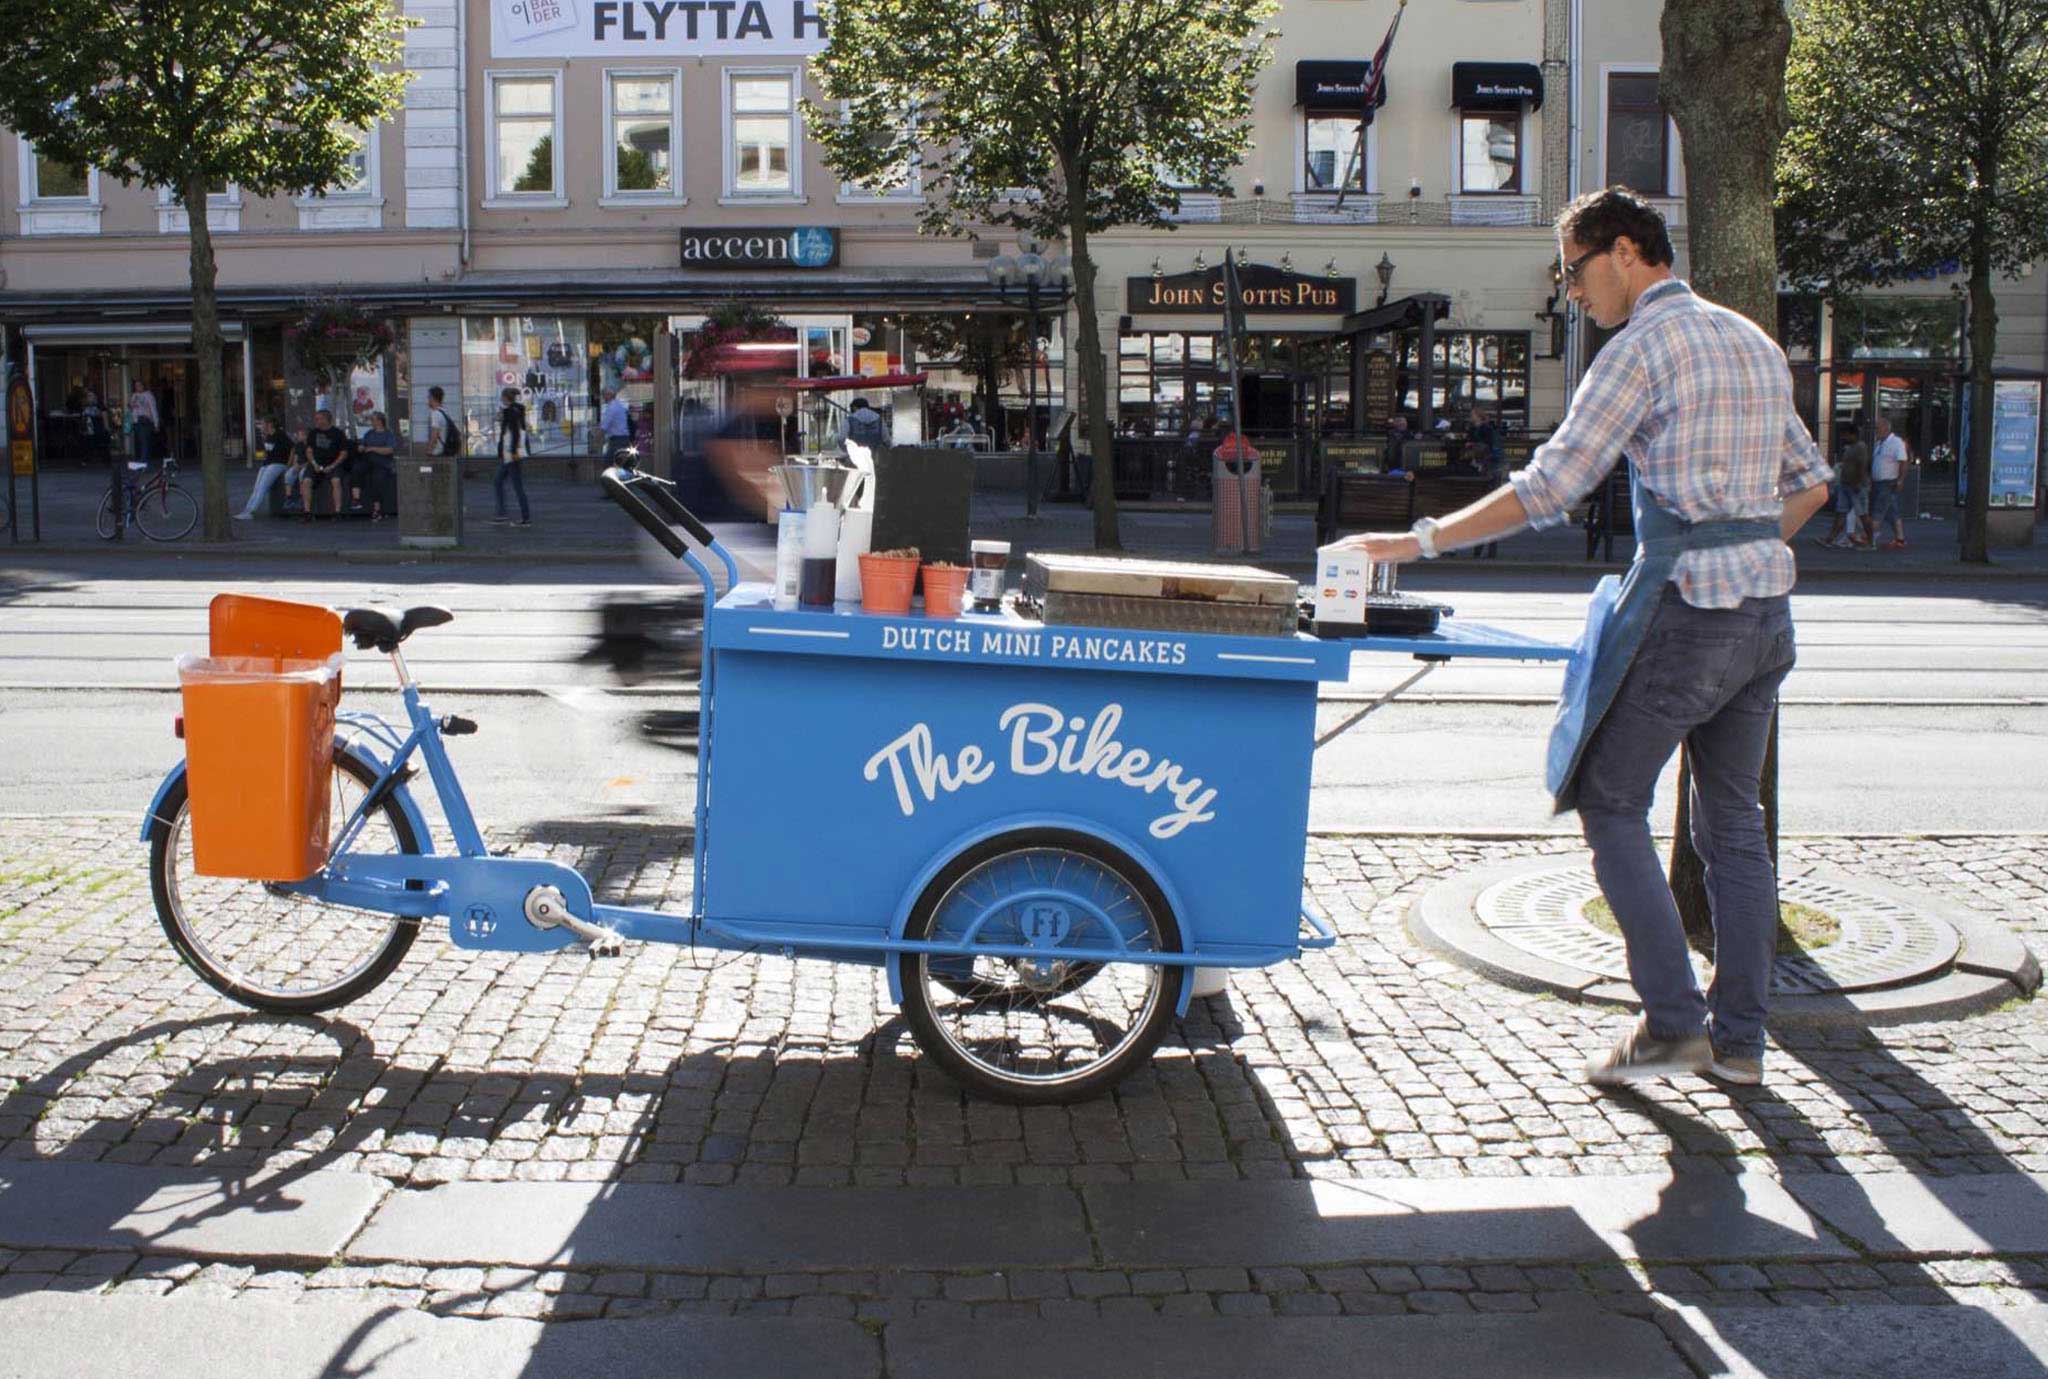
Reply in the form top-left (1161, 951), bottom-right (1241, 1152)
top-left (184, 177), bottom-right (231, 542)
top-left (1658, 0), bottom-right (1793, 942)
top-left (1960, 249), bottom-right (1997, 564)
top-left (1063, 196), bottom-right (1120, 550)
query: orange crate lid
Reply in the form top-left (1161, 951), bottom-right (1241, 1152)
top-left (209, 594), bottom-right (343, 663)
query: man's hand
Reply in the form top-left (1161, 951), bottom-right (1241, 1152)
top-left (1331, 531), bottom-right (1424, 564)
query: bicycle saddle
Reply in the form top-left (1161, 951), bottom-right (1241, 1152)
top-left (342, 605), bottom-right (453, 653)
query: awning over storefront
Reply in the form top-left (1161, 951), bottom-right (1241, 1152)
top-left (1296, 59), bottom-right (1387, 111)
top-left (1451, 61), bottom-right (1544, 112)
top-left (1338, 293), bottom-right (1450, 336)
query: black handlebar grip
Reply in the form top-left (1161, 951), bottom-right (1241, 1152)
top-left (640, 479), bottom-right (718, 550)
top-left (600, 468), bottom-right (690, 561)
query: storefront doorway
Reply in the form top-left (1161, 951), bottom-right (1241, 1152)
top-left (25, 329), bottom-right (252, 467)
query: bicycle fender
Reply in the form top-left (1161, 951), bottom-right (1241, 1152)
top-left (141, 762), bottom-right (186, 842)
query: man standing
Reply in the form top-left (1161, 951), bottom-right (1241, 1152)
top-left (600, 387), bottom-right (633, 466)
top-left (1869, 414), bottom-right (1909, 550)
top-left (1818, 422), bottom-right (1869, 548)
top-left (1341, 187), bottom-right (1833, 1088)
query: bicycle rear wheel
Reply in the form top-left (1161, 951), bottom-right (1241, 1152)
top-left (96, 491), bottom-right (120, 540)
top-left (148, 745), bottom-right (423, 1013)
top-left (136, 482), bottom-right (198, 541)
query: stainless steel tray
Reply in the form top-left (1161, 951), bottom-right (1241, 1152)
top-left (1024, 590), bottom-right (1297, 637)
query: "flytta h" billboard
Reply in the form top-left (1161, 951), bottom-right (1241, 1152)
top-left (492, 0), bottom-right (829, 58)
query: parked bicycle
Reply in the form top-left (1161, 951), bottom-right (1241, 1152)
top-left (99, 457), bottom-right (198, 541)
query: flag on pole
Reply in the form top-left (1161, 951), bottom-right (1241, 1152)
top-left (1334, 0), bottom-right (1405, 208)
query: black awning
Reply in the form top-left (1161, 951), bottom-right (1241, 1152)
top-left (1339, 293), bottom-right (1450, 336)
top-left (1452, 61), bottom-right (1544, 113)
top-left (1296, 59), bottom-right (1388, 112)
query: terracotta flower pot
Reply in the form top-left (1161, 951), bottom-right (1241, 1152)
top-left (921, 563), bottom-right (970, 618)
top-left (859, 552), bottom-right (920, 615)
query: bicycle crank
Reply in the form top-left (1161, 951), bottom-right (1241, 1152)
top-left (523, 885), bottom-right (624, 957)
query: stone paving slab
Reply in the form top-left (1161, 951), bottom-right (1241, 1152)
top-left (1659, 1301), bottom-right (2048, 1379)
top-left (886, 1313), bottom-right (1691, 1379)
top-left (0, 1293), bottom-right (879, 1379)
top-left (349, 1181), bottom-right (1093, 1273)
top-left (1787, 1173), bottom-right (2048, 1260)
top-left (1083, 1173), bottom-right (1854, 1269)
top-left (0, 1161), bottom-right (385, 1263)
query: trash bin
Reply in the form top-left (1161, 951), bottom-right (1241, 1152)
top-left (177, 653), bottom-right (343, 880)
top-left (1212, 453), bottom-right (1265, 556)
top-left (399, 451), bottom-right (462, 548)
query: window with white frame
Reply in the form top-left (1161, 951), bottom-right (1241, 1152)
top-left (838, 106), bottom-right (918, 200)
top-left (492, 72), bottom-right (562, 199)
top-left (334, 126), bottom-right (377, 196)
top-left (607, 71), bottom-right (680, 199)
top-left (725, 69), bottom-right (799, 197)
top-left (25, 146), bottom-right (92, 201)
top-left (1304, 111), bottom-right (1367, 193)
top-left (1458, 111), bottom-right (1521, 193)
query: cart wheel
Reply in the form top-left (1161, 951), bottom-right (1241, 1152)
top-left (148, 745), bottom-right (424, 1014)
top-left (899, 829), bottom-right (1185, 1104)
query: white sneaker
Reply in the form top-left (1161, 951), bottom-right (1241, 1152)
top-left (1586, 1017), bottom-right (1712, 1087)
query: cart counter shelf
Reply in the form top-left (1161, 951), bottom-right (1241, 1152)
top-left (698, 584), bottom-right (1571, 1004)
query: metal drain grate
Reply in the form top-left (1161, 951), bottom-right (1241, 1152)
top-left (1474, 866), bottom-right (1960, 995)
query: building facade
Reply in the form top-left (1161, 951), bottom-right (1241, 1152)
top-left (2, 0), bottom-right (2041, 511)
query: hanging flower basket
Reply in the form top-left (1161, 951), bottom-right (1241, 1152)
top-left (682, 302), bottom-right (792, 379)
top-left (286, 298), bottom-right (397, 381)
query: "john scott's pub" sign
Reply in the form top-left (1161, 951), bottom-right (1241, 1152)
top-left (1127, 261), bottom-right (1357, 315)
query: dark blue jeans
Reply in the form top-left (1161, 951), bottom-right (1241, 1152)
top-left (495, 459), bottom-right (530, 521)
top-left (1575, 586), bottom-right (1796, 1059)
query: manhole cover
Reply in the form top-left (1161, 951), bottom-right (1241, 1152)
top-left (1474, 865), bottom-right (1960, 995)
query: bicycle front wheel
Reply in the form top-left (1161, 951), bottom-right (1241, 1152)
top-left (135, 483), bottom-right (198, 541)
top-left (148, 746), bottom-right (424, 1013)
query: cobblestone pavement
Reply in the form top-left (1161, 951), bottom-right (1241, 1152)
top-left (4, 817), bottom-right (2042, 1193)
top-left (2, 817), bottom-right (2047, 1327)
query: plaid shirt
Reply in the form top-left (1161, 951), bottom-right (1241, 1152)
top-left (1510, 279), bottom-right (1832, 609)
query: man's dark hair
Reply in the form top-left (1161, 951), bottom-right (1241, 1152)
top-left (1841, 422), bottom-right (1859, 439)
top-left (428, 386), bottom-right (445, 403)
top-left (851, 398), bottom-right (870, 410)
top-left (1557, 186), bottom-right (1675, 267)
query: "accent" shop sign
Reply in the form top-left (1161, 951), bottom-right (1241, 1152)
top-left (679, 227), bottom-right (840, 270)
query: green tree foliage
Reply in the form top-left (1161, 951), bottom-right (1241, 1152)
top-left (808, 0), bottom-right (1278, 548)
top-left (519, 135), bottom-right (558, 194)
top-left (1777, 0), bottom-right (2048, 562)
top-left (0, 0), bottom-right (412, 539)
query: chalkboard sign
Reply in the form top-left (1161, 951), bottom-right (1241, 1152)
top-left (1362, 350), bottom-right (1396, 428)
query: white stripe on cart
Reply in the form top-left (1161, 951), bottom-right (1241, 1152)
top-left (1214, 651), bottom-right (1317, 665)
top-left (747, 626), bottom-right (854, 640)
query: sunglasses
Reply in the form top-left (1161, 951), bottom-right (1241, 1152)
top-left (1561, 246), bottom-right (1610, 286)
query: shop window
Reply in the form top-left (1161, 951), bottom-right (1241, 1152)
top-left (1397, 329), bottom-right (1531, 431)
top-left (1833, 296), bottom-right (1960, 361)
top-left (725, 69), bottom-right (800, 199)
top-left (1458, 112), bottom-right (1521, 193)
top-left (462, 315), bottom-right (590, 457)
top-left (1304, 112), bottom-right (1368, 193)
top-left (606, 72), bottom-right (680, 201)
top-left (1604, 72), bottom-right (1669, 195)
top-left (491, 73), bottom-right (563, 202)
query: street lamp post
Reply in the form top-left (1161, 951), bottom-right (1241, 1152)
top-left (987, 245), bottom-right (1072, 517)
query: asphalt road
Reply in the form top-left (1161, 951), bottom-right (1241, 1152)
top-left (2, 556), bottom-right (2043, 834)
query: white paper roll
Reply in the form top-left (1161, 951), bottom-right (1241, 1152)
top-left (835, 508), bottom-right (873, 602)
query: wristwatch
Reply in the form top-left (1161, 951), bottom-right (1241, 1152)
top-left (1410, 516), bottom-right (1442, 560)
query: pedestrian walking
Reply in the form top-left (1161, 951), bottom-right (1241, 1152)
top-left (494, 387), bottom-right (531, 527)
top-left (235, 418), bottom-right (295, 520)
top-left (1869, 414), bottom-right (1909, 550)
top-left (1817, 422), bottom-right (1869, 548)
top-left (1337, 187), bottom-right (1833, 1089)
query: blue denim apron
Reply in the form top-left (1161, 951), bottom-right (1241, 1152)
top-left (1546, 466), bottom-right (1780, 813)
